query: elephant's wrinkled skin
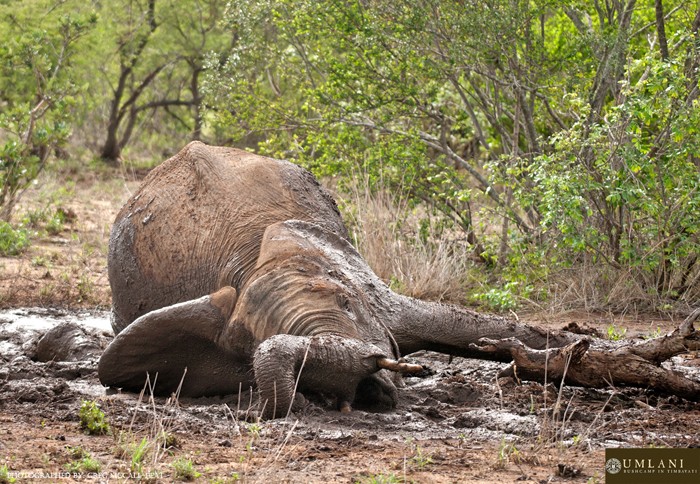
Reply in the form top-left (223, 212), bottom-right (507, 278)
top-left (99, 142), bottom-right (575, 418)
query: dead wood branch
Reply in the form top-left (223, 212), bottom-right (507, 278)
top-left (473, 311), bottom-right (700, 401)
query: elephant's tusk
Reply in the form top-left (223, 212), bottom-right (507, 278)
top-left (377, 357), bottom-right (423, 374)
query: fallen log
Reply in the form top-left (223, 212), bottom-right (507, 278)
top-left (472, 309), bottom-right (700, 400)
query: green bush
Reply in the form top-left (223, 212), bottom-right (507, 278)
top-left (78, 400), bottom-right (110, 435)
top-left (21, 207), bottom-right (68, 236)
top-left (0, 221), bottom-right (31, 256)
top-left (473, 286), bottom-right (519, 312)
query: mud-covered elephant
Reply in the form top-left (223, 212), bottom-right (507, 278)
top-left (98, 142), bottom-right (581, 418)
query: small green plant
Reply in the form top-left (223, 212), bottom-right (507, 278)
top-left (0, 464), bottom-right (16, 484)
top-left (239, 421), bottom-right (263, 463)
top-left (410, 444), bottom-right (433, 469)
top-left (22, 208), bottom-right (49, 228)
top-left (113, 431), bottom-right (132, 460)
top-left (245, 422), bottom-right (262, 438)
top-left (79, 400), bottom-right (110, 435)
top-left (21, 207), bottom-right (67, 235)
top-left (130, 437), bottom-right (149, 473)
top-left (157, 430), bottom-right (179, 450)
top-left (0, 221), bottom-right (31, 256)
top-left (388, 275), bottom-right (406, 293)
top-left (67, 445), bottom-right (88, 459)
top-left (46, 211), bottom-right (65, 235)
top-left (495, 437), bottom-right (521, 469)
top-left (642, 326), bottom-right (662, 340)
top-left (606, 324), bottom-right (627, 341)
top-left (172, 457), bottom-right (201, 481)
top-left (31, 255), bottom-right (50, 267)
top-left (473, 284), bottom-right (519, 311)
top-left (210, 474), bottom-right (240, 483)
top-left (64, 446), bottom-right (101, 474)
top-left (77, 275), bottom-right (94, 302)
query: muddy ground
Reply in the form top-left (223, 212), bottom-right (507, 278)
top-left (1, 308), bottom-right (699, 483)
top-left (0, 168), bottom-right (699, 483)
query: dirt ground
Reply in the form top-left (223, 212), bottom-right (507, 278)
top-left (1, 167), bottom-right (699, 483)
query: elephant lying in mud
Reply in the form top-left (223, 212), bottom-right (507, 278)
top-left (99, 142), bottom-right (700, 418)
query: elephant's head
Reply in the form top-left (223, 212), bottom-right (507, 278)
top-left (99, 220), bottom-right (421, 418)
top-left (237, 220), bottom-right (423, 417)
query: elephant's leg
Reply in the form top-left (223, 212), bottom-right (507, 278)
top-left (253, 334), bottom-right (421, 419)
top-left (99, 286), bottom-right (252, 396)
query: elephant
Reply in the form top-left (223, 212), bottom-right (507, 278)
top-left (98, 141), bottom-right (578, 418)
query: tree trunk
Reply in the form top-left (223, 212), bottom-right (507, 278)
top-left (655, 0), bottom-right (669, 60)
top-left (191, 65), bottom-right (203, 140)
top-left (99, 0), bottom-right (158, 163)
top-left (101, 120), bottom-right (122, 163)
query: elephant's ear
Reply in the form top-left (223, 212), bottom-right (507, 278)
top-left (98, 286), bottom-right (247, 397)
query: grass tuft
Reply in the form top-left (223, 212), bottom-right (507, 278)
top-left (171, 457), bottom-right (201, 481)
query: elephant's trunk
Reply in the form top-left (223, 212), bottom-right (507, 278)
top-left (253, 335), bottom-right (306, 419)
top-left (253, 334), bottom-right (413, 419)
top-left (388, 295), bottom-right (581, 360)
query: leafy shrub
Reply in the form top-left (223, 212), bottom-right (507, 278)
top-left (22, 208), bottom-right (49, 229)
top-left (78, 400), bottom-right (110, 435)
top-left (516, 54), bottom-right (700, 309)
top-left (473, 286), bottom-right (519, 312)
top-left (0, 10), bottom-right (95, 221)
top-left (46, 212), bottom-right (65, 236)
top-left (0, 221), bottom-right (30, 256)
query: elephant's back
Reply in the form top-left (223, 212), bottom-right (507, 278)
top-left (108, 142), bottom-right (347, 334)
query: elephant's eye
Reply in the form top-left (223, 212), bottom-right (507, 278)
top-left (336, 293), bottom-right (352, 313)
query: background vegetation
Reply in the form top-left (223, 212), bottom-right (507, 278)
top-left (1, 0), bottom-right (699, 313)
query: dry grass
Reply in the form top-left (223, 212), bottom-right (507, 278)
top-left (338, 175), bottom-right (475, 303)
top-left (543, 260), bottom-right (697, 317)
